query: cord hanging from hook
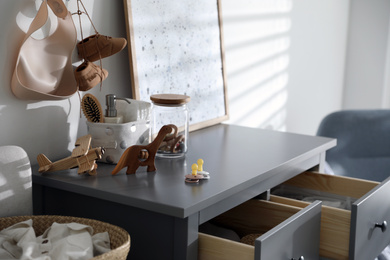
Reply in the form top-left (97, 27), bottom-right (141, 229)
top-left (72, 0), bottom-right (99, 39)
top-left (72, 0), bottom-right (105, 92)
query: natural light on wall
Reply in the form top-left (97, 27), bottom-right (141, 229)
top-left (222, 0), bottom-right (292, 131)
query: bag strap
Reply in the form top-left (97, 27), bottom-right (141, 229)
top-left (23, 0), bottom-right (70, 42)
top-left (23, 0), bottom-right (49, 41)
top-left (47, 0), bottom-right (68, 19)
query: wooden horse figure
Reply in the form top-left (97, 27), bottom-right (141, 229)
top-left (111, 125), bottom-right (173, 175)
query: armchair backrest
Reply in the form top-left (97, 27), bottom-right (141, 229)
top-left (317, 110), bottom-right (390, 182)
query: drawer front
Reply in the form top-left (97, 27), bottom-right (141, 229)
top-left (270, 194), bottom-right (351, 259)
top-left (202, 199), bottom-right (322, 260)
top-left (350, 176), bottom-right (390, 260)
top-left (255, 200), bottom-right (322, 260)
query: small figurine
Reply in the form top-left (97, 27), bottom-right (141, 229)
top-left (158, 124), bottom-right (185, 154)
top-left (197, 159), bottom-right (210, 179)
top-left (37, 135), bottom-right (104, 176)
top-left (111, 125), bottom-right (174, 175)
top-left (185, 159), bottom-right (210, 183)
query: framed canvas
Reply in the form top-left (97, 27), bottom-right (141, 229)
top-left (123, 0), bottom-right (229, 131)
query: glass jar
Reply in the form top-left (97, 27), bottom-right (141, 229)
top-left (150, 94), bottom-right (190, 158)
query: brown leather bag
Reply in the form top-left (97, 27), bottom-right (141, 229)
top-left (11, 0), bottom-right (78, 100)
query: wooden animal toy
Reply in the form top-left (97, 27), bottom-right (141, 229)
top-left (158, 124), bottom-right (185, 153)
top-left (37, 135), bottom-right (104, 176)
top-left (111, 125), bottom-right (174, 175)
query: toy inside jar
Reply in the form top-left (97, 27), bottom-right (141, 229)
top-left (150, 94), bottom-right (190, 158)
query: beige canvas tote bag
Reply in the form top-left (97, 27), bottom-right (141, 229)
top-left (11, 0), bottom-right (78, 100)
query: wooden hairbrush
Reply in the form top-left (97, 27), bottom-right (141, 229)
top-left (81, 94), bottom-right (104, 123)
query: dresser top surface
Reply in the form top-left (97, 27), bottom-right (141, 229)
top-left (32, 124), bottom-right (335, 218)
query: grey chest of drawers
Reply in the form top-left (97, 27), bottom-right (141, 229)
top-left (33, 124), bottom-right (343, 259)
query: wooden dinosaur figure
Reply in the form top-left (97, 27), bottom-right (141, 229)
top-left (111, 125), bottom-right (174, 175)
top-left (159, 124), bottom-right (185, 153)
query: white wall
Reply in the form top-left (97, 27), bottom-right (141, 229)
top-left (223, 0), bottom-right (349, 135)
top-left (0, 0), bottom-right (357, 165)
top-left (343, 0), bottom-right (390, 109)
top-left (0, 0), bottom-right (131, 164)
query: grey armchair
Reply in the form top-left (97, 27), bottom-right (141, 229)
top-left (317, 109), bottom-right (390, 182)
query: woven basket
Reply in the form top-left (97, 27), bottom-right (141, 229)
top-left (0, 215), bottom-right (130, 260)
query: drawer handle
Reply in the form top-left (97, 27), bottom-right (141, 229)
top-left (291, 257), bottom-right (304, 260)
top-left (375, 221), bottom-right (387, 232)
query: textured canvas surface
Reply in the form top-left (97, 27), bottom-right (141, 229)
top-left (131, 0), bottom-right (226, 127)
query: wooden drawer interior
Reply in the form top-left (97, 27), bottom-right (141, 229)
top-left (199, 233), bottom-right (254, 260)
top-left (270, 171), bottom-right (380, 260)
top-left (198, 199), bottom-right (307, 260)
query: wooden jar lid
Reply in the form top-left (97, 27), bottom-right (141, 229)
top-left (150, 94), bottom-right (190, 105)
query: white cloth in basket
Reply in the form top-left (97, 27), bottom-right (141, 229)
top-left (0, 219), bottom-right (110, 259)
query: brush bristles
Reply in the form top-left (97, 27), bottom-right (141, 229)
top-left (82, 94), bottom-right (104, 123)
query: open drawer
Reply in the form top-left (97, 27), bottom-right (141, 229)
top-left (198, 199), bottom-right (322, 260)
top-left (270, 171), bottom-right (390, 260)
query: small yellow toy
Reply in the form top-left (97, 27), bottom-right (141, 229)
top-left (197, 159), bottom-right (209, 177)
top-left (184, 159), bottom-right (210, 183)
top-left (191, 164), bottom-right (198, 176)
